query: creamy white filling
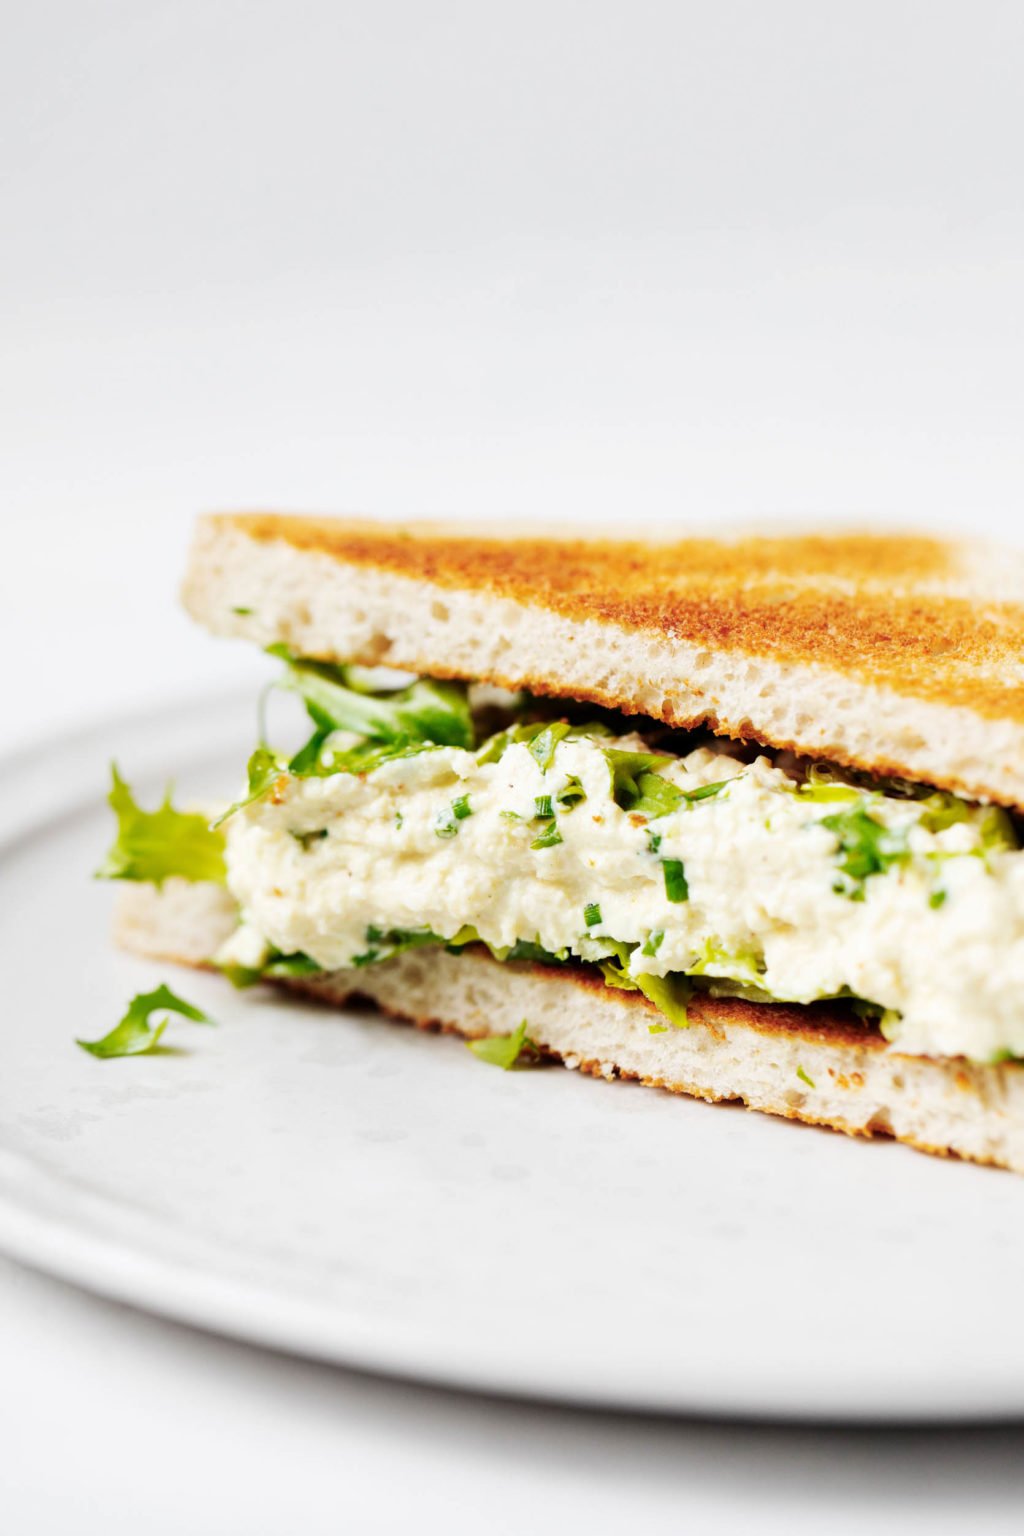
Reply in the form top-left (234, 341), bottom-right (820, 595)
top-left (219, 734), bottom-right (1024, 1061)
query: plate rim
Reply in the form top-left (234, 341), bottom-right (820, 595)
top-left (3, 693), bottom-right (1024, 1424)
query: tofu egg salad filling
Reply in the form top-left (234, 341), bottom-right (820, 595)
top-left (168, 648), bottom-right (1024, 1067)
top-left (104, 651), bottom-right (1024, 1069)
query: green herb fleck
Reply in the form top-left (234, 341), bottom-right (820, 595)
top-left (231, 605), bottom-right (254, 616)
top-left (77, 984), bottom-right (213, 1059)
top-left (534, 794), bottom-right (554, 820)
top-left (929, 887), bottom-right (947, 909)
top-left (557, 775), bottom-right (586, 809)
top-left (641, 929), bottom-right (664, 957)
top-left (352, 926), bottom-right (446, 967)
top-left (435, 798), bottom-right (471, 838)
top-left (662, 858), bottom-right (689, 902)
top-left (796, 1065), bottom-right (815, 1089)
top-left (683, 780), bottom-right (730, 804)
top-left (290, 828), bottom-right (328, 850)
top-left (820, 807), bottom-right (908, 898)
top-left (584, 902), bottom-right (602, 928)
top-left (530, 824), bottom-right (563, 850)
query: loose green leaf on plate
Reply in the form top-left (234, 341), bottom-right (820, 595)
top-left (77, 984), bottom-right (213, 1059)
top-left (97, 766), bottom-right (227, 885)
top-left (466, 1019), bottom-right (541, 1070)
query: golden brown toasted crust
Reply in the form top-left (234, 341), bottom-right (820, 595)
top-left (532, 958), bottom-right (886, 1049)
top-left (220, 513), bottom-right (1024, 724)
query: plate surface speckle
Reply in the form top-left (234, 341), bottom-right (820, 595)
top-left (2, 696), bottom-right (1024, 1420)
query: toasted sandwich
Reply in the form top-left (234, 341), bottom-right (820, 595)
top-left (106, 513), bottom-right (1024, 1171)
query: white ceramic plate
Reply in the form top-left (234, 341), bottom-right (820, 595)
top-left (3, 696), bottom-right (1024, 1421)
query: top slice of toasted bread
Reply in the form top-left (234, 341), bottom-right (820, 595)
top-left (182, 513), bottom-right (1024, 807)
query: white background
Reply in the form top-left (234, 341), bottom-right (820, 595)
top-left (3, 2), bottom-right (1024, 1529)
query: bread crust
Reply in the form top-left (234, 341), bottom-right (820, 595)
top-left (182, 513), bottom-right (1024, 806)
top-left (113, 882), bottom-right (1024, 1173)
top-left (212, 514), bottom-right (1024, 718)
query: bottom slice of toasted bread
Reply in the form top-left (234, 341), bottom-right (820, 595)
top-left (113, 881), bottom-right (1024, 1173)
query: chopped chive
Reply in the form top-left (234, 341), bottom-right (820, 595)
top-left (796, 1065), bottom-right (815, 1089)
top-left (534, 794), bottom-right (554, 820)
top-left (929, 888), bottom-right (947, 909)
top-left (531, 825), bottom-right (563, 850)
top-left (647, 830), bottom-right (662, 855)
top-left (435, 795), bottom-right (473, 837)
top-left (231, 605), bottom-right (254, 616)
top-left (641, 929), bottom-right (664, 957)
top-left (289, 828), bottom-right (328, 850)
top-left (584, 902), bottom-right (602, 928)
top-left (557, 775), bottom-right (586, 809)
top-left (683, 780), bottom-right (730, 804)
top-left (662, 858), bottom-right (689, 902)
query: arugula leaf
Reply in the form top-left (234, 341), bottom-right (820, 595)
top-left (220, 946), bottom-right (323, 987)
top-left (604, 749), bottom-right (677, 813)
top-left (273, 650), bottom-right (474, 748)
top-left (595, 945), bottom-right (691, 1027)
top-left (211, 747), bottom-right (288, 829)
top-left (264, 952), bottom-right (323, 978)
top-left (605, 750), bottom-right (729, 819)
top-left (631, 772), bottom-right (685, 818)
top-left (979, 805), bottom-right (1020, 854)
top-left (819, 807), bottom-right (908, 897)
top-left (494, 939), bottom-right (570, 964)
top-left (77, 984), bottom-right (213, 1058)
top-left (352, 926), bottom-right (447, 966)
top-left (475, 728), bottom-right (516, 766)
top-left (475, 719), bottom-right (608, 768)
top-left (917, 791), bottom-right (970, 833)
top-left (634, 972), bottom-right (691, 1028)
top-left (97, 766), bottom-right (227, 885)
top-left (688, 937), bottom-right (766, 986)
top-left (466, 1019), bottom-right (541, 1069)
top-left (527, 722), bottom-right (572, 771)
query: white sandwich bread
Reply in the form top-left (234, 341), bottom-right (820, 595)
top-left (100, 513), bottom-right (1024, 1172)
